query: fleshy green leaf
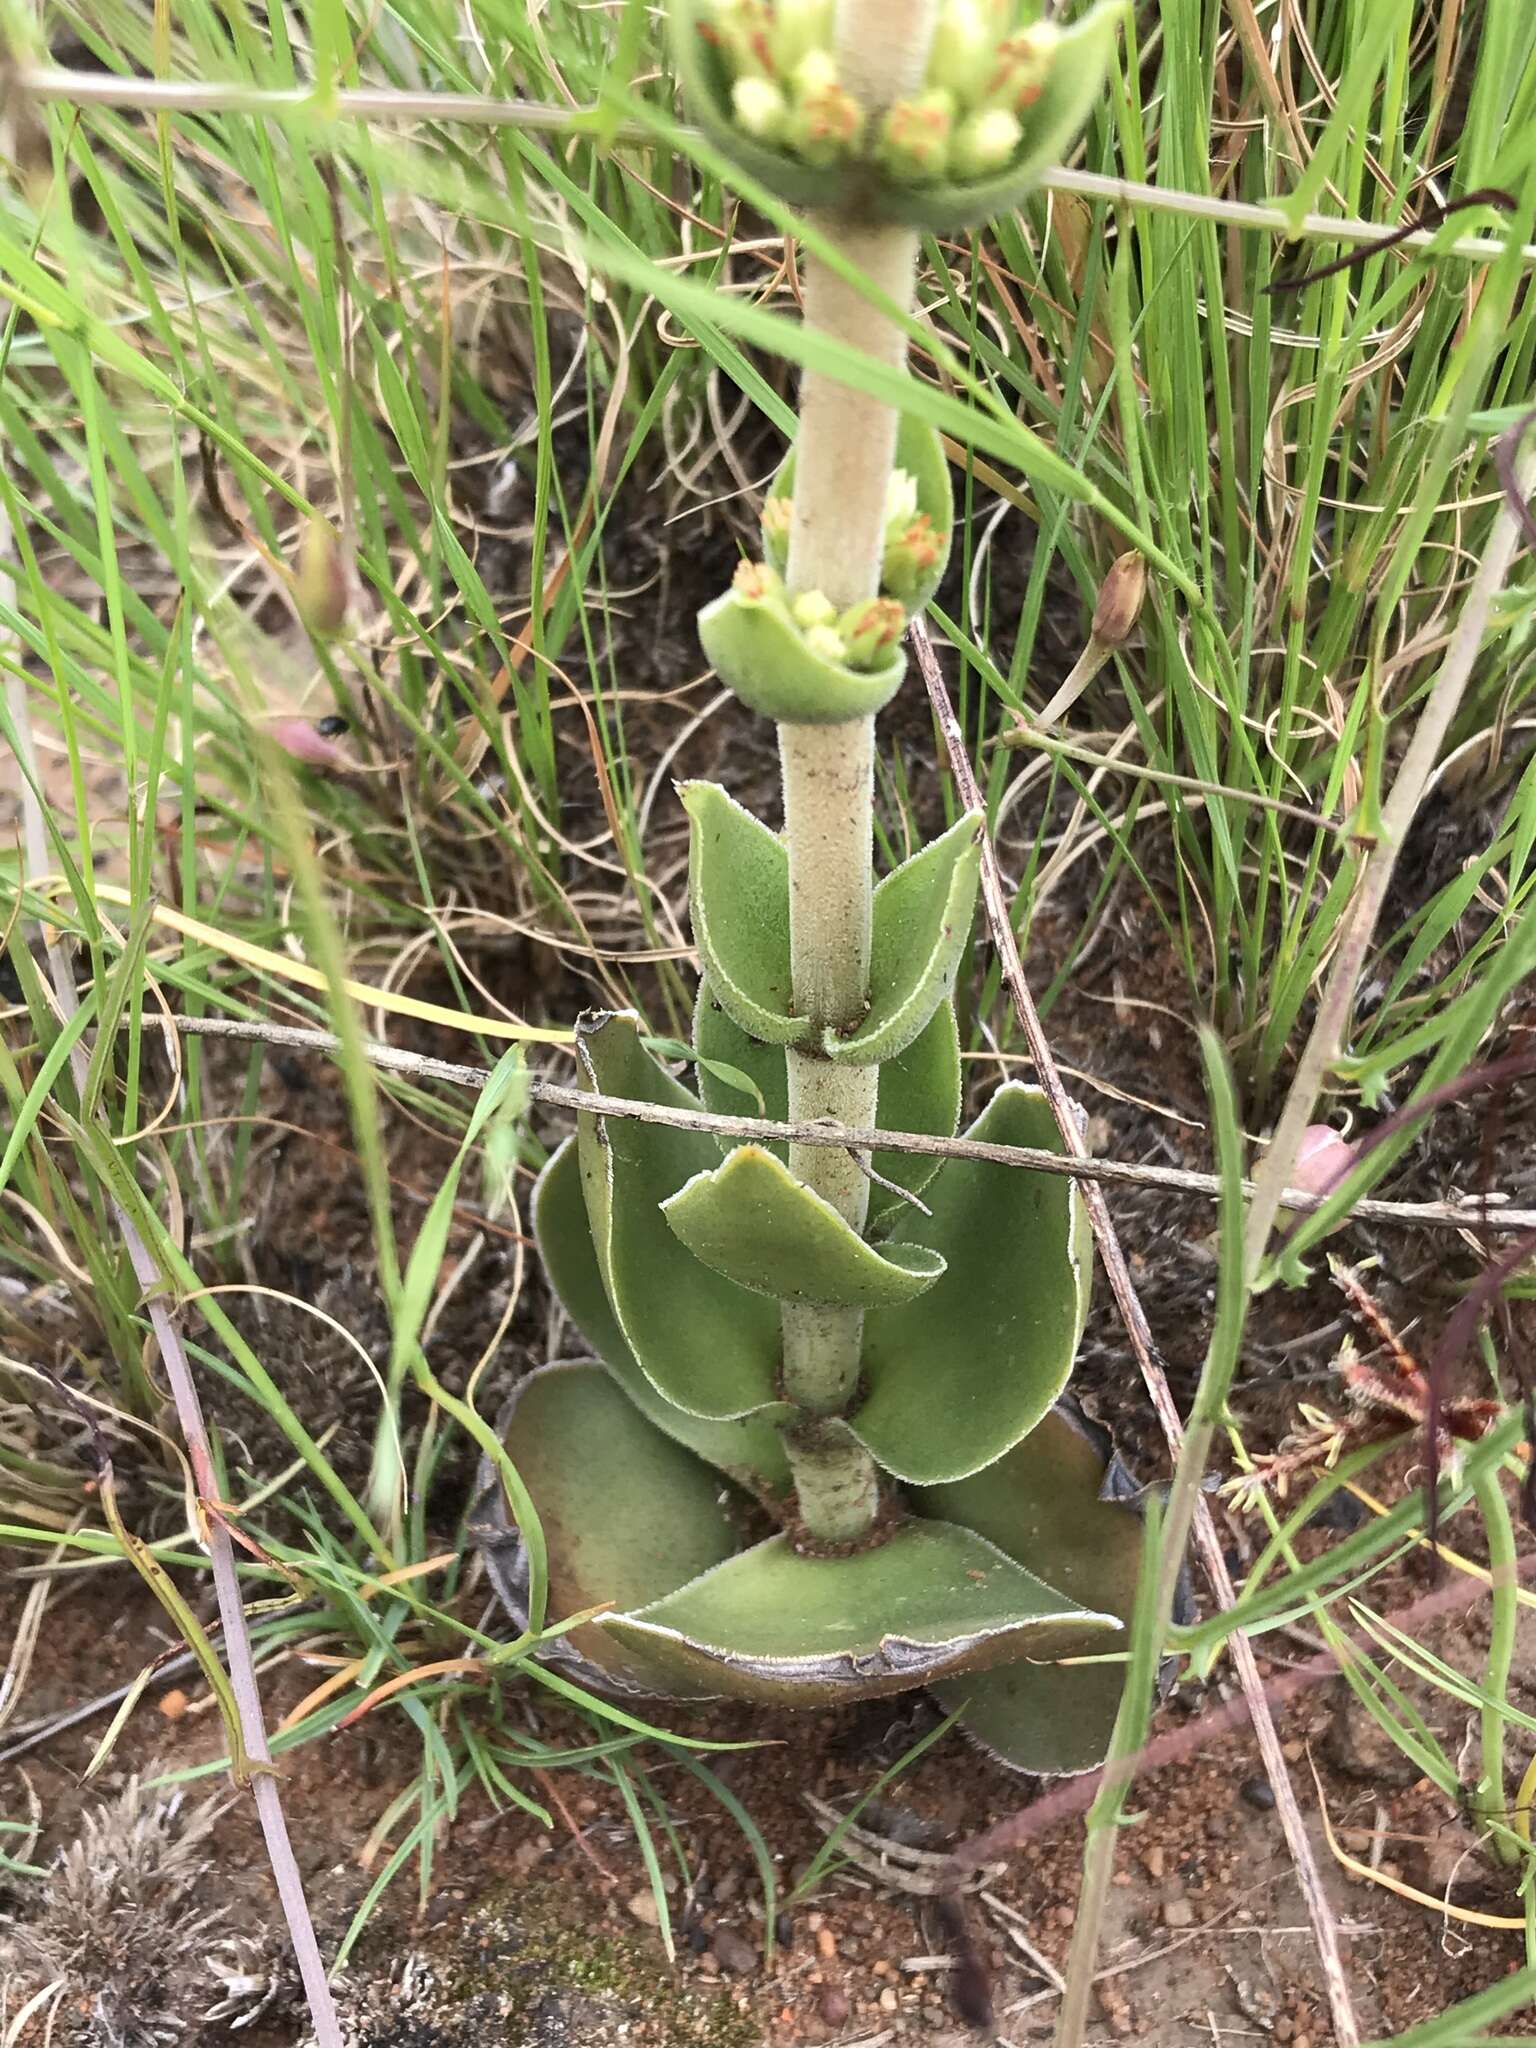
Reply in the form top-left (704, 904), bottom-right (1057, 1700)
top-left (680, 783), bottom-right (807, 1046)
top-left (868, 997), bottom-right (962, 1222)
top-left (574, 1011), bottom-right (785, 1422)
top-left (693, 984), bottom-right (961, 1220)
top-left (662, 1144), bottom-right (945, 1306)
top-left (603, 1516), bottom-right (1115, 1705)
top-left (764, 413), bottom-right (953, 612)
top-left (494, 1361), bottom-right (746, 1696)
top-left (920, 1407), bottom-right (1143, 1774)
top-left (696, 583), bottom-right (906, 725)
top-left (695, 984), bottom-right (790, 1148)
top-left (823, 813), bottom-right (982, 1066)
top-left (534, 1138), bottom-right (791, 1494)
top-left (854, 1084), bottom-right (1089, 1483)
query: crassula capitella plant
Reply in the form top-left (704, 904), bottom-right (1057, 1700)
top-left (479, 0), bottom-right (1140, 1774)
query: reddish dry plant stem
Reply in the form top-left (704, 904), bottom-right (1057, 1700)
top-left (2, 633), bottom-right (346, 2036)
top-left (910, 618), bottom-right (1362, 2048)
top-left (948, 1544), bottom-right (1536, 1870)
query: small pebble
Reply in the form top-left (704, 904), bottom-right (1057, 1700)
top-left (1241, 1777), bottom-right (1277, 1811)
top-left (712, 1926), bottom-right (758, 1976)
top-left (511, 1835), bottom-right (552, 1876)
top-left (879, 1987), bottom-right (900, 2013)
top-left (816, 1926), bottom-right (837, 1961)
top-left (1163, 1899), bottom-right (1195, 1929)
top-left (626, 1891), bottom-right (661, 1929)
top-left (819, 1988), bottom-right (850, 2028)
top-left (775, 1912), bottom-right (794, 1949)
top-left (158, 1689), bottom-right (189, 1722)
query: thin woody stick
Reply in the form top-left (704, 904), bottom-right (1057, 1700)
top-left (132, 1012), bottom-right (1536, 1236)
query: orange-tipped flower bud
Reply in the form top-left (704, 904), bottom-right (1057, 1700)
top-left (882, 514), bottom-right (946, 604)
top-left (785, 51), bottom-right (864, 164)
top-left (732, 558), bottom-right (783, 604)
top-left (876, 90), bottom-right (956, 182)
top-left (838, 597), bottom-right (906, 668)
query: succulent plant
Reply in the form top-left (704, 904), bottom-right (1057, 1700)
top-left (479, 0), bottom-right (1138, 1772)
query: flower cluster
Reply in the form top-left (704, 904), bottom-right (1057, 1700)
top-left (763, 467), bottom-right (946, 605)
top-left (699, 0), bottom-right (1061, 182)
top-left (731, 560), bottom-right (905, 670)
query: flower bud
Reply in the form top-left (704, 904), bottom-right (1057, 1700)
top-left (262, 716), bottom-right (352, 770)
top-left (876, 90), bottom-right (956, 183)
top-left (803, 621), bottom-right (848, 664)
top-left (1275, 1124), bottom-right (1359, 1238)
top-left (732, 558), bottom-right (783, 604)
top-left (951, 106), bottom-right (1022, 179)
top-left (1090, 551), bottom-right (1146, 650)
top-left (293, 515), bottom-right (351, 638)
top-left (882, 514), bottom-right (946, 602)
top-left (980, 22), bottom-right (1059, 112)
top-left (791, 589), bottom-right (838, 630)
top-left (702, 0), bottom-right (776, 79)
top-left (732, 74), bottom-right (788, 139)
top-left (762, 493), bottom-right (793, 569)
top-left (884, 467), bottom-right (920, 528)
top-left (770, 0), bottom-right (834, 74)
top-left (785, 51), bottom-right (863, 164)
top-left (838, 597), bottom-right (906, 668)
top-left (925, 0), bottom-right (1002, 105)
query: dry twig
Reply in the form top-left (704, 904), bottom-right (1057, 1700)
top-left (911, 618), bottom-right (1361, 2048)
top-left (139, 1013), bottom-right (1536, 1236)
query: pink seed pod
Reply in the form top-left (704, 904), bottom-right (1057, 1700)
top-left (1277, 1124), bottom-right (1359, 1235)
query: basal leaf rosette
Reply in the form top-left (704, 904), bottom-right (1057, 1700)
top-left (671, 0), bottom-right (1125, 231)
top-left (476, 1361), bottom-right (1131, 1712)
top-left (478, 1009), bottom-right (1145, 1767)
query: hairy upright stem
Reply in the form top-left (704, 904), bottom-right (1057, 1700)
top-left (775, 0), bottom-right (937, 1524)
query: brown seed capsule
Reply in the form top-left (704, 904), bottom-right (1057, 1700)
top-left (1091, 550), bottom-right (1146, 649)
